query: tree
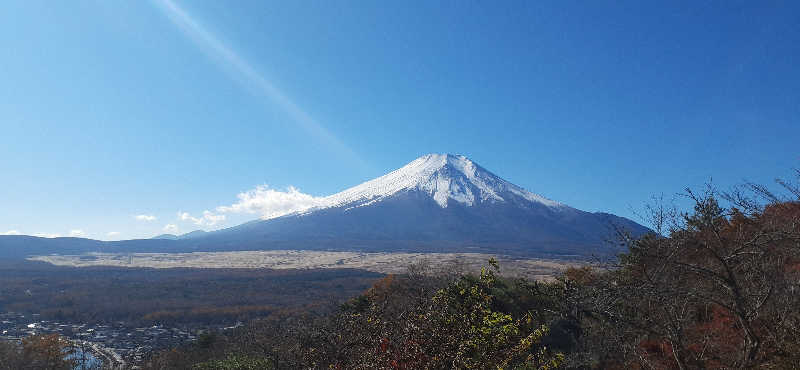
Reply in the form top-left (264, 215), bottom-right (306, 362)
top-left (0, 334), bottom-right (79, 370)
top-left (318, 259), bottom-right (564, 369)
top-left (567, 176), bottom-right (800, 368)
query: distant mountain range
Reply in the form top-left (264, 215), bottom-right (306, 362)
top-left (0, 154), bottom-right (650, 259)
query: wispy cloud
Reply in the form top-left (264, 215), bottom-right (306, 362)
top-left (107, 231), bottom-right (121, 237)
top-left (217, 185), bottom-right (324, 220)
top-left (135, 214), bottom-right (157, 222)
top-left (151, 0), bottom-right (366, 168)
top-left (163, 224), bottom-right (180, 234)
top-left (2, 230), bottom-right (21, 235)
top-left (34, 233), bottom-right (61, 238)
top-left (178, 210), bottom-right (225, 226)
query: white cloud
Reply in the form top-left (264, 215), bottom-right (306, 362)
top-left (163, 224), bottom-right (179, 234)
top-left (69, 230), bottom-right (86, 237)
top-left (202, 210), bottom-right (225, 225)
top-left (216, 185), bottom-right (324, 220)
top-left (2, 230), bottom-right (21, 235)
top-left (178, 212), bottom-right (197, 223)
top-left (135, 214), bottom-right (157, 222)
top-left (170, 185), bottom-right (323, 231)
top-left (34, 233), bottom-right (61, 238)
top-left (107, 231), bottom-right (121, 237)
top-left (178, 210), bottom-right (225, 226)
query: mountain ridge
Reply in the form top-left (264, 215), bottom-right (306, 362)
top-left (0, 154), bottom-right (651, 259)
top-left (196, 153), bottom-right (650, 256)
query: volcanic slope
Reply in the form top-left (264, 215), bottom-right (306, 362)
top-left (198, 154), bottom-right (649, 256)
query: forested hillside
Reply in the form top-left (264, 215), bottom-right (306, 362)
top-left (0, 263), bottom-right (380, 326)
top-left (138, 178), bottom-right (800, 369)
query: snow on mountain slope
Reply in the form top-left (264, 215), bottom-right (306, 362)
top-left (133, 153), bottom-right (651, 257)
top-left (312, 154), bottom-right (564, 212)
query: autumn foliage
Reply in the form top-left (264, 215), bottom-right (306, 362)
top-left (139, 178), bottom-right (800, 369)
top-left (0, 334), bottom-right (77, 370)
top-left (563, 181), bottom-right (800, 369)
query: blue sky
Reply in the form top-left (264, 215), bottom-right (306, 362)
top-left (1, 1), bottom-right (798, 240)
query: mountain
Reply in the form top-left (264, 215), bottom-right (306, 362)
top-left (0, 154), bottom-right (650, 259)
top-left (180, 230), bottom-right (209, 239)
top-left (316, 153), bottom-right (565, 211)
top-left (0, 236), bottom-right (106, 260)
top-left (195, 154), bottom-right (650, 256)
top-left (152, 230), bottom-right (208, 240)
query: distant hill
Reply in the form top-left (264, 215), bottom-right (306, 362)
top-left (151, 234), bottom-right (178, 240)
top-left (180, 230), bottom-right (208, 239)
top-left (151, 230), bottom-right (207, 240)
top-left (0, 154), bottom-right (650, 259)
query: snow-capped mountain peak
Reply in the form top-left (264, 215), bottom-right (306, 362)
top-left (137, 153), bottom-right (649, 258)
top-left (318, 154), bottom-right (563, 210)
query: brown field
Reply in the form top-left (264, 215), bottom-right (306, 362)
top-left (29, 250), bottom-right (579, 281)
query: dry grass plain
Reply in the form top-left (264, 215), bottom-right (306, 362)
top-left (29, 250), bottom-right (581, 281)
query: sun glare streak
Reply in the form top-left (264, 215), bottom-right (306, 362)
top-left (152, 0), bottom-right (366, 168)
